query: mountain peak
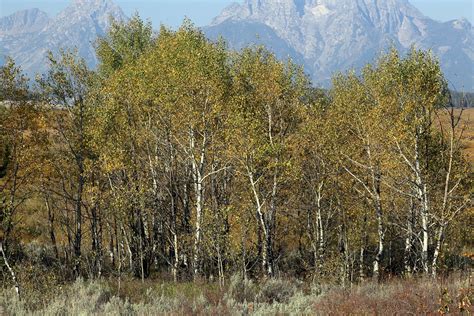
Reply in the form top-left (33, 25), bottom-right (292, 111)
top-left (68, 0), bottom-right (124, 14)
top-left (72, 0), bottom-right (112, 7)
top-left (0, 0), bottom-right (127, 76)
top-left (451, 17), bottom-right (472, 30)
top-left (55, 0), bottom-right (126, 28)
top-left (0, 8), bottom-right (50, 36)
top-left (208, 0), bottom-right (473, 91)
top-left (219, 0), bottom-right (425, 23)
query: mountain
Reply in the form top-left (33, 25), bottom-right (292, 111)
top-left (0, 8), bottom-right (50, 37)
top-left (0, 0), bottom-right (126, 76)
top-left (205, 0), bottom-right (474, 91)
top-left (205, 19), bottom-right (307, 68)
top-left (1, 0), bottom-right (472, 91)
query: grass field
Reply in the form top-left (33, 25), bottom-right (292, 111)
top-left (458, 108), bottom-right (474, 163)
top-left (1, 274), bottom-right (473, 315)
top-left (438, 108), bottom-right (474, 163)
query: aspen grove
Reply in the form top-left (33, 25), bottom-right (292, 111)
top-left (0, 17), bottom-right (472, 291)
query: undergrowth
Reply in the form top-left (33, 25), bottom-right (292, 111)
top-left (1, 273), bottom-right (472, 315)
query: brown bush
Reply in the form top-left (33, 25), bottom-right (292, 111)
top-left (313, 275), bottom-right (473, 315)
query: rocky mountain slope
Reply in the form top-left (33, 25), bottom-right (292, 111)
top-left (0, 8), bottom-right (50, 37)
top-left (1, 0), bottom-right (472, 90)
top-left (205, 0), bottom-right (474, 91)
top-left (0, 0), bottom-right (126, 76)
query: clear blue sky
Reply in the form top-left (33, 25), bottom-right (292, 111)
top-left (1, 0), bottom-right (473, 28)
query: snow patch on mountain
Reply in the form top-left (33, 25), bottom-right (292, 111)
top-left (311, 5), bottom-right (331, 17)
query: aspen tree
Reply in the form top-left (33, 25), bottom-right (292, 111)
top-left (38, 50), bottom-right (95, 275)
top-left (229, 48), bottom-right (309, 277)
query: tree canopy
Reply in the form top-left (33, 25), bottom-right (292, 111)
top-left (0, 18), bottom-right (472, 288)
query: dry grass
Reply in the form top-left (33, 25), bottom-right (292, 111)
top-left (314, 275), bottom-right (473, 315)
top-left (1, 273), bottom-right (472, 315)
top-left (460, 108), bottom-right (474, 164)
top-left (436, 108), bottom-right (474, 164)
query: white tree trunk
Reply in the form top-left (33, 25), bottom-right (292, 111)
top-left (431, 224), bottom-right (445, 277)
top-left (1, 242), bottom-right (20, 300)
top-left (316, 184), bottom-right (325, 273)
top-left (191, 129), bottom-right (206, 279)
top-left (193, 171), bottom-right (203, 278)
top-left (420, 184), bottom-right (430, 275)
top-left (413, 133), bottom-right (430, 275)
top-left (373, 200), bottom-right (384, 279)
top-left (359, 212), bottom-right (368, 281)
top-left (404, 214), bottom-right (413, 276)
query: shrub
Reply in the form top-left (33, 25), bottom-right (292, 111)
top-left (226, 273), bottom-right (257, 303)
top-left (22, 243), bottom-right (59, 267)
top-left (43, 279), bottom-right (112, 315)
top-left (251, 292), bottom-right (316, 315)
top-left (102, 296), bottom-right (134, 315)
top-left (0, 288), bottom-right (27, 315)
top-left (1, 274), bottom-right (471, 315)
top-left (256, 278), bottom-right (297, 304)
top-left (312, 275), bottom-right (473, 315)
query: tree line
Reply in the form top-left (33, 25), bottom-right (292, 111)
top-left (0, 16), bottom-right (472, 287)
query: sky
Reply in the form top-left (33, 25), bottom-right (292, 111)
top-left (1, 0), bottom-right (473, 28)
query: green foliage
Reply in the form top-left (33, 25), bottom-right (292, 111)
top-left (38, 50), bottom-right (94, 106)
top-left (0, 58), bottom-right (29, 178)
top-left (226, 273), bottom-right (257, 303)
top-left (1, 20), bottom-right (472, 306)
top-left (0, 57), bottom-right (29, 101)
top-left (96, 13), bottom-right (154, 77)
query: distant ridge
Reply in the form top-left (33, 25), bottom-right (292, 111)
top-left (0, 8), bottom-right (50, 37)
top-left (205, 0), bottom-right (474, 91)
top-left (1, 0), bottom-right (473, 91)
top-left (0, 0), bottom-right (126, 76)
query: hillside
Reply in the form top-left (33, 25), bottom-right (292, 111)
top-left (0, 0), bottom-right (126, 76)
top-left (205, 0), bottom-right (474, 91)
top-left (1, 0), bottom-right (473, 91)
